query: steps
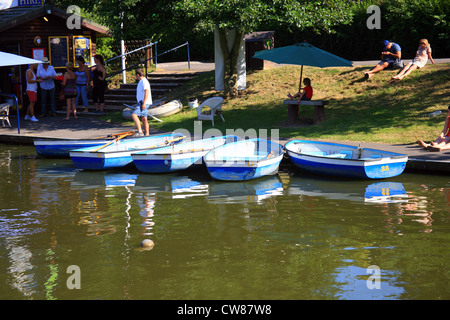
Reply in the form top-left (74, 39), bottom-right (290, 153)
top-left (103, 72), bottom-right (201, 112)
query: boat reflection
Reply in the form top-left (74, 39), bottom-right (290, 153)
top-left (287, 176), bottom-right (408, 204)
top-left (207, 175), bottom-right (283, 204)
top-left (71, 170), bottom-right (138, 189)
top-left (135, 173), bottom-right (209, 199)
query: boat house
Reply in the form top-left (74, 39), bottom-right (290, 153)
top-left (0, 1), bottom-right (109, 106)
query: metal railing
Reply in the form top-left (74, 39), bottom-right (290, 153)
top-left (105, 41), bottom-right (191, 81)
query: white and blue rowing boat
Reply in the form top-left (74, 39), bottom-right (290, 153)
top-left (33, 133), bottom-right (133, 157)
top-left (132, 136), bottom-right (240, 173)
top-left (204, 138), bottom-right (284, 181)
top-left (69, 132), bottom-right (185, 170)
top-left (285, 140), bottom-right (408, 179)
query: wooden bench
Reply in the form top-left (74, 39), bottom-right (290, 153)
top-left (283, 99), bottom-right (329, 125)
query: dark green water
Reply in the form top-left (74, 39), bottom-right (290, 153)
top-left (0, 144), bottom-right (449, 300)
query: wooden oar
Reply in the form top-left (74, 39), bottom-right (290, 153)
top-left (108, 131), bottom-right (135, 138)
top-left (98, 131), bottom-right (135, 139)
top-left (174, 148), bottom-right (205, 154)
top-left (139, 135), bottom-right (186, 151)
top-left (92, 132), bottom-right (131, 152)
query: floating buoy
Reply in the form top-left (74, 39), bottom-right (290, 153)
top-left (140, 239), bottom-right (155, 248)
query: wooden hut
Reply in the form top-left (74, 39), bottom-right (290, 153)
top-left (0, 2), bottom-right (109, 107)
top-left (245, 31), bottom-right (275, 70)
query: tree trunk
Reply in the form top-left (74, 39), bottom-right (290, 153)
top-left (218, 28), bottom-right (243, 97)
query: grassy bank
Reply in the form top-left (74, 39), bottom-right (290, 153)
top-left (106, 63), bottom-right (450, 144)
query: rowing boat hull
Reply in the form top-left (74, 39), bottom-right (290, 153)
top-left (132, 136), bottom-right (239, 173)
top-left (122, 100), bottom-right (182, 120)
top-left (69, 133), bottom-right (185, 170)
top-left (34, 139), bottom-right (109, 157)
top-left (204, 139), bottom-right (284, 181)
top-left (285, 140), bottom-right (408, 179)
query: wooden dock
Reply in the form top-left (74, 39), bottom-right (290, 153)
top-left (0, 114), bottom-right (449, 174)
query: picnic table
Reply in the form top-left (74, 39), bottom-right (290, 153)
top-left (283, 99), bottom-right (329, 125)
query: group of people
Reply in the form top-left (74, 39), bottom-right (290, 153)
top-left (364, 39), bottom-right (435, 82)
top-left (285, 38), bottom-right (446, 151)
top-left (25, 54), bottom-right (107, 122)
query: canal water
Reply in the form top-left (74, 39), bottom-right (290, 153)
top-left (0, 144), bottom-right (448, 300)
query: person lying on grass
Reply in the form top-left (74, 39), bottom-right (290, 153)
top-left (419, 106), bottom-right (450, 152)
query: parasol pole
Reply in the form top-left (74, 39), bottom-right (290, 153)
top-left (298, 65), bottom-right (304, 92)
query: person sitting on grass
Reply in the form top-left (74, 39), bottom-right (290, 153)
top-left (287, 78), bottom-right (313, 103)
top-left (418, 106), bottom-right (450, 152)
top-left (390, 39), bottom-right (435, 82)
top-left (364, 40), bottom-right (402, 79)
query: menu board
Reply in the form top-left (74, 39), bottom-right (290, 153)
top-left (48, 36), bottom-right (69, 68)
top-left (73, 36), bottom-right (92, 66)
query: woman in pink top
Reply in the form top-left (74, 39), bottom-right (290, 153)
top-left (391, 39), bottom-right (435, 82)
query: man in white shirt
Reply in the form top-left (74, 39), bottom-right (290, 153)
top-left (37, 57), bottom-right (57, 117)
top-left (132, 69), bottom-right (153, 136)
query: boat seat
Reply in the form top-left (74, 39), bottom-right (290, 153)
top-left (196, 97), bottom-right (225, 127)
top-left (324, 153), bottom-right (347, 159)
top-left (359, 154), bottom-right (382, 160)
top-left (0, 103), bottom-right (11, 127)
top-left (339, 150), bottom-right (353, 159)
top-left (303, 151), bottom-right (326, 157)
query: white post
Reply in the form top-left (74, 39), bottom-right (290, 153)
top-left (121, 40), bottom-right (126, 84)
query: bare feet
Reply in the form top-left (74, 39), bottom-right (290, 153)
top-left (364, 72), bottom-right (373, 79)
top-left (418, 140), bottom-right (429, 149)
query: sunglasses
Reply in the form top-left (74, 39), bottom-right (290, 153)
top-left (419, 42), bottom-right (426, 45)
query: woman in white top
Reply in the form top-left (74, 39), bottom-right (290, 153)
top-left (391, 39), bottom-right (435, 81)
top-left (25, 63), bottom-right (41, 122)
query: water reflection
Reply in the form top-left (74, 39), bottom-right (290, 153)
top-left (1, 145), bottom-right (449, 300)
top-left (208, 175), bottom-right (283, 204)
top-left (287, 176), bottom-right (408, 204)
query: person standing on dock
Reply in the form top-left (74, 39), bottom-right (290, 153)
top-left (92, 54), bottom-right (107, 113)
top-left (25, 63), bottom-right (41, 122)
top-left (132, 69), bottom-right (152, 136)
top-left (37, 57), bottom-right (57, 117)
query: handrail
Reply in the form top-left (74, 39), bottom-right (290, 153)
top-left (105, 41), bottom-right (191, 80)
top-left (105, 41), bottom-right (158, 64)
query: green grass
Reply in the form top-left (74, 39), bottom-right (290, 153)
top-left (104, 63), bottom-right (450, 144)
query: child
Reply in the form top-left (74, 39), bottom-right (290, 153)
top-left (418, 106), bottom-right (450, 151)
top-left (288, 78), bottom-right (313, 103)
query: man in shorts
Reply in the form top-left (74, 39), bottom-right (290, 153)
top-left (132, 69), bottom-right (152, 136)
top-left (364, 40), bottom-right (402, 79)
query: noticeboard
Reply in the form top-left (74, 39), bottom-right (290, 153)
top-left (73, 36), bottom-right (92, 67)
top-left (48, 36), bottom-right (69, 68)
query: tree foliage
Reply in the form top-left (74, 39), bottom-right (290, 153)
top-left (51, 0), bottom-right (449, 94)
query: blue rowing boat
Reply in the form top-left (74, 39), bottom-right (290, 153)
top-left (33, 131), bottom-right (136, 157)
top-left (285, 140), bottom-right (408, 179)
top-left (34, 138), bottom-right (113, 157)
top-left (204, 138), bottom-right (284, 181)
top-left (132, 136), bottom-right (239, 173)
top-left (69, 132), bottom-right (185, 170)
